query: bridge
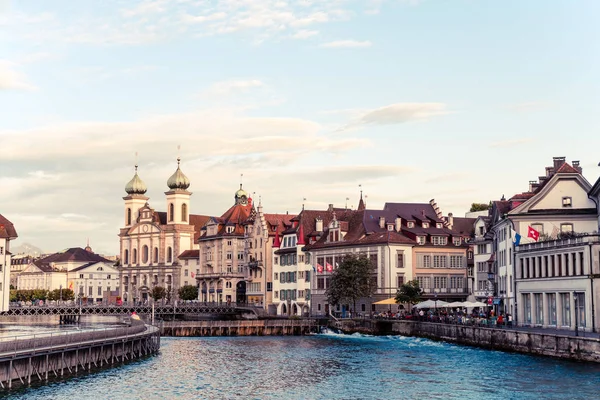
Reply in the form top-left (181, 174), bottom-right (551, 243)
top-left (1, 303), bottom-right (265, 318)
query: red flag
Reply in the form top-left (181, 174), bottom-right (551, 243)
top-left (527, 226), bottom-right (540, 242)
top-left (191, 272), bottom-right (195, 278)
top-left (317, 264), bottom-right (324, 273)
top-left (326, 262), bottom-right (333, 272)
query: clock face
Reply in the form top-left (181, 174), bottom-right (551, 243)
top-left (143, 225), bottom-right (149, 233)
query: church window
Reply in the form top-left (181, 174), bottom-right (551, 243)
top-left (169, 203), bottom-right (175, 222)
top-left (133, 249), bottom-right (138, 264)
top-left (124, 249), bottom-right (129, 265)
top-left (127, 208), bottom-right (132, 225)
top-left (153, 247), bottom-right (158, 263)
top-left (182, 203), bottom-right (188, 222)
top-left (142, 245), bottom-right (149, 263)
top-left (167, 247), bottom-right (173, 263)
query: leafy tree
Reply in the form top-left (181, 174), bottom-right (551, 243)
top-left (178, 285), bottom-right (199, 301)
top-left (9, 290), bottom-right (17, 302)
top-left (32, 289), bottom-right (48, 301)
top-left (326, 254), bottom-right (377, 314)
top-left (469, 203), bottom-right (490, 212)
top-left (395, 280), bottom-right (423, 308)
top-left (48, 288), bottom-right (75, 301)
top-left (150, 286), bottom-right (167, 301)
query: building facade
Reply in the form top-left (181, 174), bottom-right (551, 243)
top-left (0, 215), bottom-right (18, 311)
top-left (196, 185), bottom-right (254, 303)
top-left (118, 160), bottom-right (209, 303)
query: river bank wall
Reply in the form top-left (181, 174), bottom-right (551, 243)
top-left (392, 320), bottom-right (600, 363)
top-left (161, 319), bottom-right (318, 336)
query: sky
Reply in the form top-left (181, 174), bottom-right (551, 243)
top-left (1, 0), bottom-right (599, 255)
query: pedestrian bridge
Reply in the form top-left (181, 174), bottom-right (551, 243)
top-left (1, 303), bottom-right (264, 318)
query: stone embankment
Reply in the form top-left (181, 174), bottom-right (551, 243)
top-left (162, 319), bottom-right (318, 337)
top-left (393, 321), bottom-right (600, 363)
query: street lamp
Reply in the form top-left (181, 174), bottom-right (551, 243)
top-left (59, 284), bottom-right (63, 303)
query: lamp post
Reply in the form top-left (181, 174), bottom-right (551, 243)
top-left (574, 291), bottom-right (579, 337)
top-left (59, 284), bottom-right (63, 303)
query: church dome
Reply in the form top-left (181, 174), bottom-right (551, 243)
top-left (235, 184), bottom-right (248, 205)
top-left (167, 157), bottom-right (190, 190)
top-left (125, 165), bottom-right (147, 195)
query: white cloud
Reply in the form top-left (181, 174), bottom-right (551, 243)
top-left (319, 40), bottom-right (372, 48)
top-left (339, 102), bottom-right (449, 130)
top-left (490, 138), bottom-right (535, 148)
top-left (291, 29), bottom-right (319, 39)
top-left (0, 61), bottom-right (36, 90)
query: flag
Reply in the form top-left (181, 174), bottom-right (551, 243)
top-left (514, 233), bottom-right (522, 246)
top-left (191, 272), bottom-right (195, 278)
top-left (68, 281), bottom-right (73, 290)
top-left (317, 264), bottom-right (324, 273)
top-left (326, 262), bottom-right (333, 272)
top-left (527, 226), bottom-right (540, 242)
top-left (311, 264), bottom-right (316, 273)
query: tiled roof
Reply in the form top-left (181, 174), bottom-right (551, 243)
top-left (0, 214), bottom-right (18, 239)
top-left (189, 214), bottom-right (211, 242)
top-left (70, 261), bottom-right (111, 272)
top-left (39, 247), bottom-right (111, 264)
top-left (264, 213), bottom-right (294, 236)
top-left (199, 203), bottom-right (253, 240)
top-left (451, 217), bottom-right (476, 236)
top-left (556, 162), bottom-right (580, 174)
top-left (179, 249), bottom-right (199, 259)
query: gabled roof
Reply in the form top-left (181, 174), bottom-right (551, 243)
top-left (0, 214), bottom-right (18, 239)
top-left (264, 214), bottom-right (294, 236)
top-left (179, 249), bottom-right (199, 259)
top-left (199, 203), bottom-right (253, 240)
top-left (39, 247), bottom-right (111, 264)
top-left (70, 261), bottom-right (118, 272)
top-left (451, 217), bottom-right (476, 236)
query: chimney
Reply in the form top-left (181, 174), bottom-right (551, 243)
top-left (553, 156), bottom-right (566, 171)
top-left (379, 216), bottom-right (385, 229)
top-left (572, 160), bottom-right (582, 173)
top-left (315, 217), bottom-right (323, 232)
top-left (328, 204), bottom-right (334, 212)
top-left (395, 217), bottom-right (402, 232)
top-left (447, 213), bottom-right (454, 230)
top-left (528, 180), bottom-right (538, 192)
top-left (545, 166), bottom-right (555, 177)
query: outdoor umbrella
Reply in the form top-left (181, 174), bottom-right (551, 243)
top-left (464, 301), bottom-right (489, 308)
top-left (373, 297), bottom-right (398, 305)
top-left (443, 301), bottom-right (466, 308)
top-left (413, 300), bottom-right (449, 309)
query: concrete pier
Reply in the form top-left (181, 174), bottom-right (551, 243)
top-left (162, 319), bottom-right (318, 337)
top-left (0, 323), bottom-right (160, 389)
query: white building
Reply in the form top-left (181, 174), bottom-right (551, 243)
top-left (511, 158), bottom-right (599, 330)
top-left (472, 216), bottom-right (494, 303)
top-left (118, 160), bottom-right (209, 303)
top-left (0, 215), bottom-right (18, 311)
top-left (70, 261), bottom-right (121, 303)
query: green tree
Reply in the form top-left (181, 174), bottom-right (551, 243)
top-left (469, 203), bottom-right (490, 212)
top-left (150, 286), bottom-right (167, 301)
top-left (48, 288), bottom-right (75, 301)
top-left (9, 290), bottom-right (17, 302)
top-left (395, 280), bottom-right (423, 308)
top-left (178, 285), bottom-right (199, 301)
top-left (326, 254), bottom-right (377, 314)
top-left (32, 289), bottom-right (48, 301)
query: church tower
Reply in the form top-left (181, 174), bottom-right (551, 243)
top-left (165, 157), bottom-right (192, 225)
top-left (123, 164), bottom-right (149, 227)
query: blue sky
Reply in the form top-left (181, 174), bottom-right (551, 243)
top-left (1, 0), bottom-right (599, 255)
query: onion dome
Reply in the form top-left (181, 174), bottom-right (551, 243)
top-left (235, 184), bottom-right (248, 205)
top-left (125, 165), bottom-right (147, 195)
top-left (167, 157), bottom-right (190, 190)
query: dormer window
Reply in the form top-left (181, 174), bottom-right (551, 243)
top-left (387, 224), bottom-right (394, 231)
top-left (432, 236), bottom-right (447, 246)
top-left (436, 223), bottom-right (443, 229)
top-left (422, 222), bottom-right (429, 228)
top-left (562, 197), bottom-right (572, 207)
top-left (407, 222), bottom-right (415, 228)
top-left (453, 237), bottom-right (461, 246)
top-left (417, 236), bottom-right (425, 245)
top-left (226, 226), bottom-right (234, 234)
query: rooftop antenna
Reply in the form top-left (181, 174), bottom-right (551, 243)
top-left (302, 198), bottom-right (306, 211)
top-left (345, 197), bottom-right (350, 209)
top-left (240, 173), bottom-right (243, 189)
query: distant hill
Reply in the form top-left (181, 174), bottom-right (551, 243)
top-left (11, 243), bottom-right (45, 257)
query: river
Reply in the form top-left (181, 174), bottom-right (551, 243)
top-left (4, 330), bottom-right (600, 399)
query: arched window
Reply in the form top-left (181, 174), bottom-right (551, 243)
top-left (182, 203), bottom-right (188, 222)
top-left (142, 245), bottom-right (149, 263)
top-left (133, 248), bottom-right (138, 264)
top-left (127, 208), bottom-right (132, 225)
top-left (169, 203), bottom-right (175, 222)
top-left (124, 249), bottom-right (129, 265)
top-left (153, 247), bottom-right (158, 264)
top-left (167, 247), bottom-right (173, 263)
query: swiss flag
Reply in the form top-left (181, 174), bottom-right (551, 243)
top-left (326, 262), bottom-right (333, 272)
top-left (317, 264), bottom-right (324, 273)
top-left (527, 226), bottom-right (540, 242)
top-left (191, 272), bottom-right (195, 278)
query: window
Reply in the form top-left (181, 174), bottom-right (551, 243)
top-left (88, 286), bottom-right (93, 296)
top-left (562, 197), bottom-right (572, 207)
top-left (167, 247), bottom-right (173, 263)
top-left (560, 223), bottom-right (573, 233)
top-left (433, 255), bottom-right (446, 268)
top-left (407, 222), bottom-right (415, 228)
top-left (127, 208), bottom-right (132, 225)
top-left (432, 236), bottom-right (446, 245)
top-left (182, 203), bottom-right (188, 222)
top-left (575, 293), bottom-right (586, 328)
top-left (153, 247), bottom-right (158, 264)
top-left (133, 248), bottom-right (138, 264)
top-left (142, 245), bottom-right (149, 263)
top-left (184, 269), bottom-right (188, 277)
top-left (560, 293), bottom-right (571, 327)
top-left (417, 236), bottom-right (425, 245)
top-left (227, 252), bottom-right (233, 260)
top-left (274, 273), bottom-right (278, 280)
top-left (107, 275), bottom-right (111, 279)
top-left (274, 291), bottom-right (278, 299)
top-left (477, 244), bottom-right (487, 254)
top-left (387, 224), bottom-right (394, 231)
top-left (274, 257), bottom-right (279, 265)
top-left (453, 237), bottom-right (461, 246)
top-left (169, 203), bottom-right (174, 222)
top-left (416, 276), bottom-right (430, 289)
top-left (534, 293), bottom-right (543, 325)
top-left (531, 223), bottom-right (543, 234)
top-left (89, 274), bottom-right (93, 279)
top-left (523, 294), bottom-right (531, 324)
top-left (98, 286), bottom-right (102, 296)
top-left (436, 223), bottom-right (443, 229)
top-left (396, 252), bottom-right (404, 268)
top-left (227, 240), bottom-right (232, 246)
top-left (397, 275), bottom-right (404, 287)
top-left (449, 256), bottom-right (463, 268)
top-left (547, 293), bottom-right (557, 325)
top-left (79, 274), bottom-right (84, 279)
top-left (422, 222), bottom-right (429, 228)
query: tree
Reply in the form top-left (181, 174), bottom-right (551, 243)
top-left (150, 286), bottom-right (167, 301)
top-left (395, 280), bottom-right (423, 308)
top-left (326, 254), bottom-right (377, 315)
top-left (469, 203), bottom-right (490, 212)
top-left (178, 285), bottom-right (199, 301)
top-left (48, 288), bottom-right (75, 301)
top-left (32, 289), bottom-right (48, 301)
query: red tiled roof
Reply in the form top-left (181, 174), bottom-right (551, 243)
top-left (179, 249), bottom-right (199, 259)
top-left (189, 214), bottom-right (210, 242)
top-left (0, 214), bottom-right (18, 239)
top-left (556, 162), bottom-right (580, 174)
top-left (264, 213), bottom-right (294, 236)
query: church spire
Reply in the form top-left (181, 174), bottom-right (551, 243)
top-left (358, 184), bottom-right (366, 211)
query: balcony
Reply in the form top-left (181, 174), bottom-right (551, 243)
top-left (195, 272), bottom-right (245, 280)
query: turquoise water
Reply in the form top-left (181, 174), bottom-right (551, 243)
top-left (5, 332), bottom-right (600, 399)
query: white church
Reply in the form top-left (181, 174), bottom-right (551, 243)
top-left (118, 159), bottom-right (209, 303)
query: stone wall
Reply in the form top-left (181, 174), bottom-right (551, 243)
top-left (393, 321), bottom-right (600, 363)
top-left (162, 319), bottom-right (317, 336)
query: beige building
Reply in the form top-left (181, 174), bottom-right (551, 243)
top-left (0, 215), bottom-right (18, 311)
top-left (118, 160), bottom-right (209, 303)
